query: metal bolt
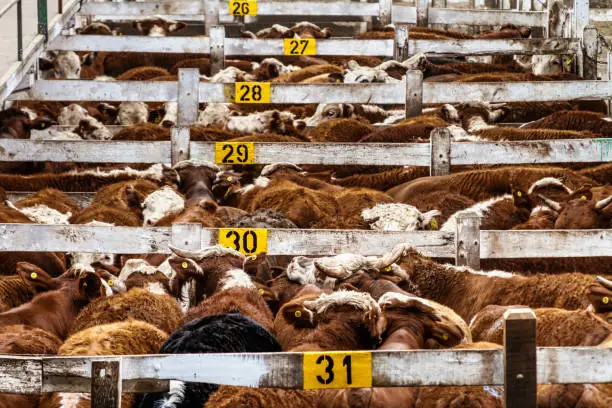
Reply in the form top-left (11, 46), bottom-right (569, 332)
top-left (99, 369), bottom-right (106, 378)
top-left (516, 373), bottom-right (524, 381)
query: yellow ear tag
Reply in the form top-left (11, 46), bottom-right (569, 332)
top-left (227, 176), bottom-right (233, 182)
top-left (30, 272), bottom-right (37, 279)
top-left (107, 280), bottom-right (114, 287)
top-left (442, 334), bottom-right (448, 341)
top-left (429, 218), bottom-right (438, 230)
top-left (40, 123), bottom-right (45, 128)
top-left (258, 289), bottom-right (265, 295)
top-left (181, 262), bottom-right (188, 269)
top-left (565, 57), bottom-right (573, 67)
top-left (251, 255), bottom-right (257, 260)
top-left (516, 191), bottom-right (522, 197)
top-left (581, 195), bottom-right (587, 200)
top-left (603, 297), bottom-right (609, 304)
top-left (384, 266), bottom-right (392, 272)
top-left (82, 282), bottom-right (87, 287)
top-left (294, 310), bottom-right (302, 318)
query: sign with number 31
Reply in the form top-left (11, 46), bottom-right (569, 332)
top-left (303, 351), bottom-right (372, 389)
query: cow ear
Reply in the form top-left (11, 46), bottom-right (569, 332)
top-left (125, 185), bottom-right (144, 209)
top-left (81, 52), bottom-right (97, 66)
top-left (347, 60), bottom-right (360, 70)
top-left (39, 57), bottom-right (54, 71)
top-left (199, 199), bottom-right (218, 212)
top-left (30, 117), bottom-right (56, 130)
top-left (328, 72), bottom-right (344, 83)
top-left (240, 31), bottom-right (257, 39)
top-left (267, 63), bottom-right (280, 79)
top-left (169, 22), bottom-right (187, 32)
top-left (519, 27), bottom-right (532, 38)
top-left (321, 27), bottom-right (332, 38)
top-left (78, 272), bottom-right (104, 300)
top-left (570, 186), bottom-right (592, 201)
top-left (17, 262), bottom-right (58, 293)
top-left (282, 29), bottom-right (296, 38)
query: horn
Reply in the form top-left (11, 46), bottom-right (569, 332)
top-left (369, 243), bottom-right (410, 269)
top-left (168, 244), bottom-right (204, 260)
top-left (313, 260), bottom-right (350, 279)
top-left (595, 196), bottom-right (612, 211)
top-left (596, 276), bottom-right (612, 290)
top-left (537, 194), bottom-right (562, 212)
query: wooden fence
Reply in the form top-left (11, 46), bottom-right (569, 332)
top-left (0, 308), bottom-right (610, 408)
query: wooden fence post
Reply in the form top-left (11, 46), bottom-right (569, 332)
top-left (394, 24), bottom-right (409, 62)
top-left (607, 52), bottom-right (612, 116)
top-left (172, 68), bottom-right (200, 165)
top-left (171, 223), bottom-right (203, 307)
top-left (455, 212), bottom-right (480, 269)
top-left (378, 0), bottom-right (392, 26)
top-left (504, 308), bottom-right (537, 408)
top-left (209, 26), bottom-right (225, 75)
top-left (404, 70), bottom-right (423, 118)
top-left (416, 0), bottom-right (429, 27)
top-left (582, 26), bottom-right (599, 80)
top-left (91, 359), bottom-right (121, 408)
top-left (204, 0), bottom-right (220, 35)
top-left (430, 127), bottom-right (450, 176)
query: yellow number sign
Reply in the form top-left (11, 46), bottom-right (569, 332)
top-left (303, 351), bottom-right (372, 389)
top-left (284, 38), bottom-right (317, 56)
top-left (229, 0), bottom-right (257, 15)
top-left (215, 142), bottom-right (255, 165)
top-left (234, 82), bottom-right (270, 104)
top-left (218, 228), bottom-right (268, 255)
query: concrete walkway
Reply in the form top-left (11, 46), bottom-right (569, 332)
top-left (0, 0), bottom-right (59, 73)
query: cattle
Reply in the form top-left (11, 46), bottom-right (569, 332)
top-left (38, 50), bottom-right (83, 79)
top-left (132, 16), bottom-right (187, 37)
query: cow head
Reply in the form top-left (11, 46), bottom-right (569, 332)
top-left (117, 102), bottom-right (148, 126)
top-left (289, 22), bottom-right (332, 38)
top-left (362, 203), bottom-right (441, 231)
top-left (252, 24), bottom-right (295, 39)
top-left (344, 60), bottom-right (393, 83)
top-left (132, 16), bottom-right (187, 37)
top-left (304, 103), bottom-right (355, 126)
top-left (588, 276), bottom-right (612, 319)
top-left (212, 170), bottom-right (243, 203)
top-left (39, 51), bottom-right (82, 79)
top-left (76, 22), bottom-right (120, 36)
top-left (554, 190), bottom-right (612, 229)
top-left (141, 186), bottom-right (185, 226)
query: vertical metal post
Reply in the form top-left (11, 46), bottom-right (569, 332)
top-left (37, 0), bottom-right (48, 40)
top-left (404, 70), bottom-right (423, 119)
top-left (455, 212), bottom-right (480, 269)
top-left (209, 26), bottom-right (225, 75)
top-left (430, 127), bottom-right (451, 176)
top-left (393, 24), bottom-right (409, 62)
top-left (171, 223), bottom-right (203, 307)
top-left (416, 0), bottom-right (429, 27)
top-left (504, 308), bottom-right (537, 408)
top-left (581, 26), bottom-right (599, 80)
top-left (17, 0), bottom-right (23, 61)
top-left (172, 68), bottom-right (200, 165)
top-left (91, 359), bottom-right (122, 408)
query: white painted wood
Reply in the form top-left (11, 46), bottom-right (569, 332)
top-left (225, 39), bottom-right (394, 57)
top-left (171, 128), bottom-right (191, 165)
top-left (177, 69), bottom-right (199, 126)
top-left (47, 36), bottom-right (575, 58)
top-left (8, 80), bottom-right (178, 102)
top-left (49, 35), bottom-right (211, 53)
top-left (425, 81), bottom-right (612, 103)
top-left (590, 8), bottom-right (612, 22)
top-left (0, 224), bottom-right (455, 257)
top-left (391, 4), bottom-right (417, 24)
top-left (209, 26), bottom-right (225, 75)
top-left (581, 26), bottom-right (598, 80)
top-left (573, 0), bottom-right (589, 38)
top-left (405, 71), bottom-right (423, 117)
top-left (219, 1), bottom-right (380, 17)
top-left (13, 81), bottom-right (612, 104)
top-left (409, 38), bottom-right (577, 56)
top-left (192, 142), bottom-right (431, 166)
top-left (394, 25), bottom-right (409, 61)
top-left (379, 0), bottom-right (392, 25)
top-left (430, 127), bottom-right (451, 176)
top-left (0, 357), bottom-right (42, 394)
top-left (31, 347), bottom-right (612, 392)
top-left (455, 212), bottom-right (481, 269)
top-left (204, 0), bottom-right (220, 32)
top-left (0, 224), bottom-right (174, 254)
top-left (480, 230), bottom-right (612, 258)
top-left (429, 8), bottom-right (546, 26)
top-left (608, 52), bottom-right (612, 117)
top-left (416, 0), bottom-right (429, 26)
top-left (80, 1), bottom-right (205, 17)
top-left (451, 139), bottom-right (612, 165)
top-left (372, 349), bottom-right (503, 386)
top-left (0, 140), bottom-right (171, 163)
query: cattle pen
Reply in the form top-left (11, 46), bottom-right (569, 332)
top-left (0, 0), bottom-right (610, 406)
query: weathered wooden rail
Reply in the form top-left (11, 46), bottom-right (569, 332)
top-left (0, 309), bottom-right (610, 408)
